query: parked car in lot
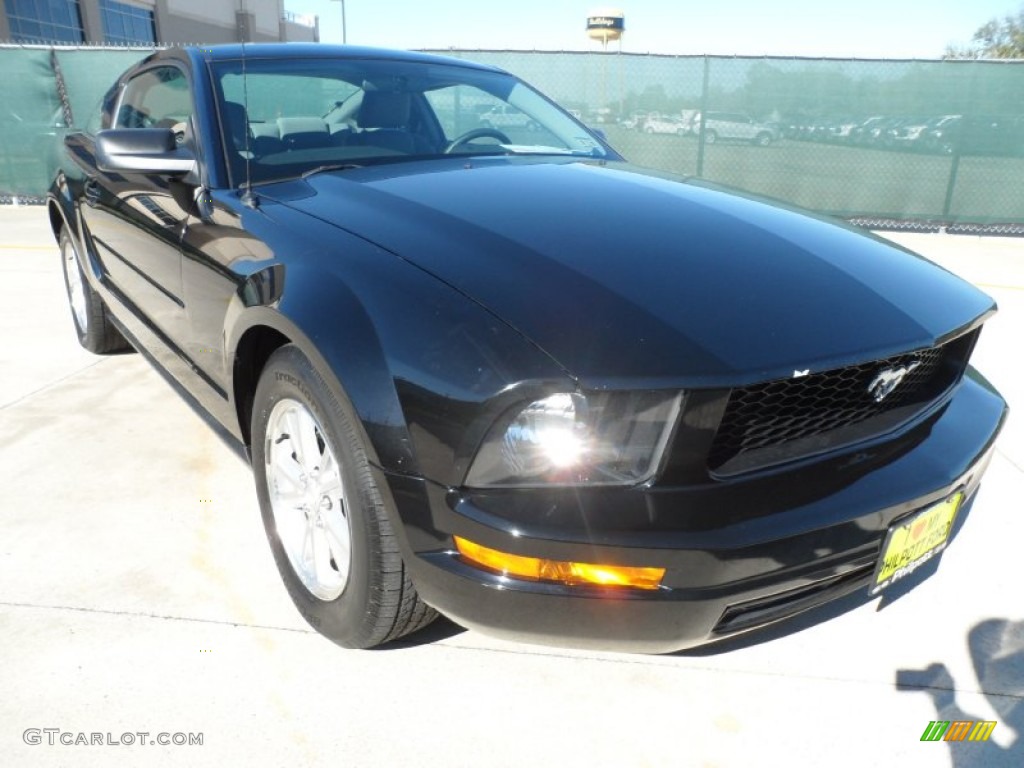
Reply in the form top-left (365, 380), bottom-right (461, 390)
top-left (888, 115), bottom-right (939, 150)
top-left (923, 114), bottom-right (1024, 156)
top-left (479, 103), bottom-right (539, 131)
top-left (644, 114), bottom-right (686, 135)
top-left (850, 116), bottom-right (887, 146)
top-left (49, 44), bottom-right (1006, 653)
top-left (864, 116), bottom-right (906, 148)
top-left (622, 110), bottom-right (648, 130)
top-left (921, 114), bottom-right (963, 154)
top-left (823, 117), bottom-right (860, 143)
top-left (692, 111), bottom-right (777, 145)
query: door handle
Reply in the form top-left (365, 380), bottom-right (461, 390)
top-left (84, 178), bottom-right (100, 206)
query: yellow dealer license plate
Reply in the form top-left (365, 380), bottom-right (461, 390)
top-left (870, 492), bottom-right (963, 595)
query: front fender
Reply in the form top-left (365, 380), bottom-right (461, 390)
top-left (226, 269), bottom-right (412, 475)
top-left (225, 222), bottom-right (573, 487)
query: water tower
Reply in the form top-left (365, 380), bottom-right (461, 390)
top-left (586, 9), bottom-right (624, 52)
top-left (586, 9), bottom-right (625, 124)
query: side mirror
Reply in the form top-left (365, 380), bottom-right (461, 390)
top-left (95, 128), bottom-right (195, 175)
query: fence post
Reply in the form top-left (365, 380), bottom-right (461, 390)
top-left (695, 55), bottom-right (710, 178)
top-left (941, 150), bottom-right (961, 223)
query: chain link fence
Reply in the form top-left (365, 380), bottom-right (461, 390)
top-left (3, 45), bottom-right (1023, 232)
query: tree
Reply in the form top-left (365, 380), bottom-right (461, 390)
top-left (945, 5), bottom-right (1024, 59)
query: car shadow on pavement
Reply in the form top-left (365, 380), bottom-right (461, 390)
top-left (376, 615), bottom-right (466, 650)
top-left (896, 618), bottom-right (1023, 767)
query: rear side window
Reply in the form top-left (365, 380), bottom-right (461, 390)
top-left (115, 66), bottom-right (192, 130)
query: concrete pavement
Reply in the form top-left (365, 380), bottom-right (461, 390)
top-left (1, 207), bottom-right (1021, 767)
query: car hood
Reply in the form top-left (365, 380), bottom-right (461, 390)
top-left (270, 158), bottom-right (994, 388)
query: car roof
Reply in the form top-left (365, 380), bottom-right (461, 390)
top-left (118, 43), bottom-right (508, 91)
top-left (175, 43), bottom-right (504, 72)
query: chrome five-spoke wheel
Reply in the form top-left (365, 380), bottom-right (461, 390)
top-left (265, 398), bottom-right (352, 600)
top-left (252, 345), bottom-right (436, 647)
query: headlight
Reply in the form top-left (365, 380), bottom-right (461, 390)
top-left (465, 391), bottom-right (682, 488)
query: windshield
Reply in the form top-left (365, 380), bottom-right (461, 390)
top-left (210, 55), bottom-right (612, 186)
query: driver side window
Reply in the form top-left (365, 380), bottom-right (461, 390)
top-left (115, 66), bottom-right (192, 133)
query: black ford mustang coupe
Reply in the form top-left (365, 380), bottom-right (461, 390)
top-left (48, 44), bottom-right (1006, 653)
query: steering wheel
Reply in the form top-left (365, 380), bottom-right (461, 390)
top-left (445, 127), bottom-right (512, 154)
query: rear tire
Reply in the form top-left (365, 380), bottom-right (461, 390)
top-left (705, 130), bottom-right (718, 144)
top-left (251, 344), bottom-right (437, 648)
top-left (754, 132), bottom-right (772, 147)
top-left (59, 226), bottom-right (131, 354)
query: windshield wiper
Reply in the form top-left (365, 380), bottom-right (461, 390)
top-left (498, 144), bottom-right (574, 155)
top-left (300, 163), bottom-right (364, 179)
top-left (497, 144), bottom-right (605, 158)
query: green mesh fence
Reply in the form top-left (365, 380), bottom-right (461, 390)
top-left (0, 48), bottom-right (63, 200)
top-left (2, 46), bottom-right (1023, 230)
top-left (0, 46), bottom-right (152, 201)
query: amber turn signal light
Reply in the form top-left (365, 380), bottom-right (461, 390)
top-left (454, 536), bottom-right (665, 590)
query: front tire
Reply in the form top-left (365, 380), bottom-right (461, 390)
top-left (705, 130), bottom-right (718, 144)
top-left (251, 345), bottom-right (436, 648)
top-left (59, 226), bottom-right (130, 354)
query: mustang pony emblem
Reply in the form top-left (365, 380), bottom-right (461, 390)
top-left (867, 360), bottom-right (921, 402)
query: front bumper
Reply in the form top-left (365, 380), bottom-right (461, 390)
top-left (392, 370), bottom-right (1006, 653)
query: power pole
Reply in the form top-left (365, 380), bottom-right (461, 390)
top-left (329, 0), bottom-right (347, 43)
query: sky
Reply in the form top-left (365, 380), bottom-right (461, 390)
top-left (282, 1), bottom-right (1022, 59)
